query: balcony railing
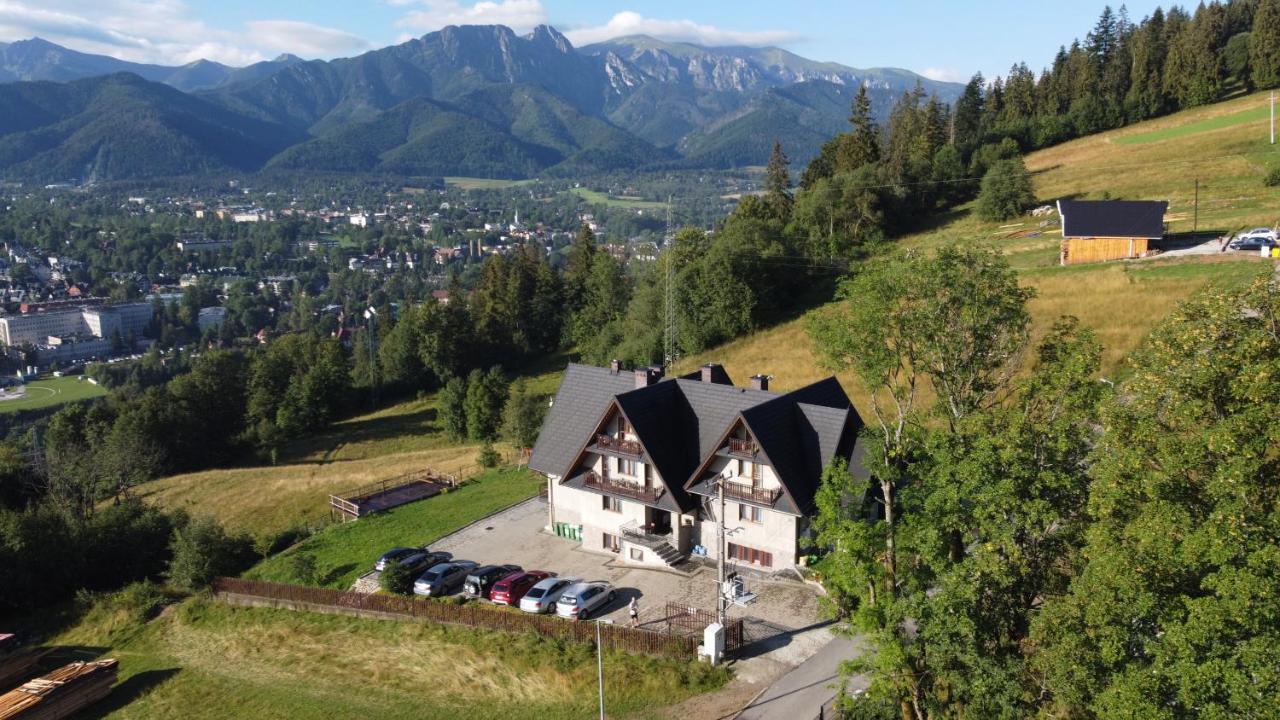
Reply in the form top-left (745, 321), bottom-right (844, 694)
top-left (727, 438), bottom-right (757, 457)
top-left (583, 471), bottom-right (664, 503)
top-left (596, 434), bottom-right (643, 456)
top-left (722, 479), bottom-right (780, 506)
top-left (620, 519), bottom-right (673, 548)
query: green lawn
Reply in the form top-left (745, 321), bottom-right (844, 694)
top-left (568, 187), bottom-right (668, 209)
top-left (1113, 104), bottom-right (1270, 145)
top-left (0, 375), bottom-right (107, 414)
top-left (445, 177), bottom-right (535, 190)
top-left (246, 467), bottom-right (543, 588)
top-left (38, 592), bottom-right (725, 720)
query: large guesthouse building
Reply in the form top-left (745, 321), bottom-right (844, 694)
top-left (528, 362), bottom-right (867, 572)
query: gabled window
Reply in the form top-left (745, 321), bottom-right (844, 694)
top-left (618, 457), bottom-right (637, 476)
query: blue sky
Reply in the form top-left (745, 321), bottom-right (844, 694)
top-left (0, 0), bottom-right (1168, 82)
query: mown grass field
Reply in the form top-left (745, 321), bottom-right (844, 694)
top-left (0, 375), bottom-right (107, 414)
top-left (569, 187), bottom-right (668, 209)
top-left (246, 467), bottom-right (542, 588)
top-left (36, 592), bottom-right (724, 720)
top-left (444, 177), bottom-right (535, 190)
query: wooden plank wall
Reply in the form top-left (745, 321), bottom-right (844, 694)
top-left (1061, 237), bottom-right (1149, 265)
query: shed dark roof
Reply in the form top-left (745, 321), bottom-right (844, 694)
top-left (530, 363), bottom-right (866, 516)
top-left (1057, 199), bottom-right (1168, 239)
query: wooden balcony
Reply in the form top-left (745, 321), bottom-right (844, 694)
top-left (722, 479), bottom-right (780, 506)
top-left (583, 471), bottom-right (663, 503)
top-left (595, 434), bottom-right (643, 456)
top-left (727, 438), bottom-right (757, 457)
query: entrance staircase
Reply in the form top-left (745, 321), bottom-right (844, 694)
top-left (621, 520), bottom-right (687, 567)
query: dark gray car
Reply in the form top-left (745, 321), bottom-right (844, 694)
top-left (413, 561), bottom-right (478, 597)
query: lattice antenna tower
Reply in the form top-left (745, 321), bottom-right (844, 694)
top-left (663, 197), bottom-right (678, 371)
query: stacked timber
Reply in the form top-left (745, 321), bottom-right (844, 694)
top-left (0, 660), bottom-right (117, 720)
top-left (0, 636), bottom-right (47, 692)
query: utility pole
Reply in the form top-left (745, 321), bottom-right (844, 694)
top-left (1193, 178), bottom-right (1199, 234)
top-left (596, 620), bottom-right (605, 720)
top-left (716, 470), bottom-right (728, 625)
top-left (364, 307), bottom-right (378, 405)
top-left (1271, 91), bottom-right (1275, 145)
top-left (662, 197), bottom-right (677, 373)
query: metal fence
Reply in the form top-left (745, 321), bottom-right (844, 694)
top-left (662, 602), bottom-right (745, 651)
top-left (212, 577), bottom-right (698, 659)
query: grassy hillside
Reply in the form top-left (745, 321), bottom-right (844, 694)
top-left (247, 467), bottom-right (542, 588)
top-left (37, 593), bottom-right (724, 720)
top-left (678, 92), bottom-right (1280, 412)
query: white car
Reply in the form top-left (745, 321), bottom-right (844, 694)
top-left (519, 577), bottom-right (578, 614)
top-left (555, 581), bottom-right (616, 620)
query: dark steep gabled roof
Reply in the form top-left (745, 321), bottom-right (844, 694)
top-left (1057, 199), bottom-right (1168, 240)
top-left (530, 363), bottom-right (867, 517)
top-left (529, 364), bottom-right (637, 478)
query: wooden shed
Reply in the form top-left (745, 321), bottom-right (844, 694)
top-left (1057, 200), bottom-right (1168, 265)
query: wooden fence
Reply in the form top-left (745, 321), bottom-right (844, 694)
top-left (212, 578), bottom-right (698, 659)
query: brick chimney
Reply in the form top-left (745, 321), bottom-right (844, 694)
top-left (609, 359), bottom-right (622, 375)
top-left (635, 366), bottom-right (664, 388)
top-left (701, 363), bottom-right (721, 383)
top-left (750, 374), bottom-right (770, 391)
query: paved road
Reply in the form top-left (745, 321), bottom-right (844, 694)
top-left (735, 634), bottom-right (866, 720)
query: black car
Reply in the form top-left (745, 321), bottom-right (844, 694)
top-left (463, 564), bottom-right (523, 599)
top-left (397, 550), bottom-right (453, 575)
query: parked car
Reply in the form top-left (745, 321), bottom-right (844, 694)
top-left (490, 571), bottom-right (552, 606)
top-left (1231, 228), bottom-right (1278, 250)
top-left (396, 550), bottom-right (453, 575)
top-left (463, 564), bottom-right (522, 600)
top-left (519, 577), bottom-right (578, 614)
top-left (555, 582), bottom-right (616, 620)
top-left (413, 561), bottom-right (478, 597)
top-left (375, 547), bottom-right (416, 572)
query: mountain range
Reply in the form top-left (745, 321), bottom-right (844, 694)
top-left (0, 28), bottom-right (963, 183)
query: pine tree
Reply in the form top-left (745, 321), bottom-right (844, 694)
top-left (764, 140), bottom-right (793, 219)
top-left (952, 74), bottom-right (985, 155)
top-left (563, 222), bottom-right (596, 312)
top-left (1251, 0), bottom-right (1280, 88)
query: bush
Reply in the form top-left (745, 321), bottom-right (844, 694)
top-left (284, 552), bottom-right (319, 586)
top-left (976, 157), bottom-right (1036, 221)
top-left (477, 442), bottom-right (500, 468)
top-left (1264, 167), bottom-right (1280, 187)
top-left (380, 560), bottom-right (415, 596)
top-left (167, 517), bottom-right (258, 592)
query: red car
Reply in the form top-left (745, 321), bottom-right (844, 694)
top-left (489, 571), bottom-right (552, 606)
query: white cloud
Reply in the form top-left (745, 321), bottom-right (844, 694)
top-left (396, 0), bottom-right (548, 34)
top-left (0, 0), bottom-right (371, 66)
top-left (920, 67), bottom-right (969, 83)
top-left (562, 11), bottom-right (801, 48)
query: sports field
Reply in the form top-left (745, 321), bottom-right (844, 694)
top-left (0, 375), bottom-right (107, 414)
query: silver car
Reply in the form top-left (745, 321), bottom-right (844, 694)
top-left (519, 577), bottom-right (578, 614)
top-left (554, 581), bottom-right (616, 620)
top-left (413, 561), bottom-right (477, 597)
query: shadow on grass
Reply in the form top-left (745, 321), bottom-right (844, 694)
top-left (278, 406), bottom-right (439, 463)
top-left (78, 668), bottom-right (182, 718)
top-left (320, 563), bottom-right (359, 586)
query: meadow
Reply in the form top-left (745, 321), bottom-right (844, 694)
top-left (0, 375), bottom-right (107, 414)
top-left (37, 592), bottom-right (724, 720)
top-left (246, 467), bottom-right (542, 588)
top-left (444, 177), bottom-right (536, 190)
top-left (568, 187), bottom-right (668, 209)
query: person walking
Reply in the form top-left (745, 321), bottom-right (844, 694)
top-left (628, 597), bottom-right (639, 627)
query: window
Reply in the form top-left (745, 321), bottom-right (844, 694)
top-left (738, 504), bottom-right (763, 524)
top-left (630, 547), bottom-right (644, 561)
top-left (727, 542), bottom-right (773, 568)
top-left (603, 533), bottom-right (620, 553)
top-left (618, 458), bottom-right (637, 476)
top-left (617, 417), bottom-right (632, 437)
top-left (602, 496), bottom-right (622, 513)
top-left (751, 461), bottom-right (763, 483)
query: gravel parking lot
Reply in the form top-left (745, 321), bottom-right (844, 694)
top-left (427, 497), bottom-right (830, 663)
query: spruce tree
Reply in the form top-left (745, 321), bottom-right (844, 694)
top-left (1251, 0), bottom-right (1280, 88)
top-left (837, 85), bottom-right (881, 171)
top-left (764, 140), bottom-right (793, 219)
